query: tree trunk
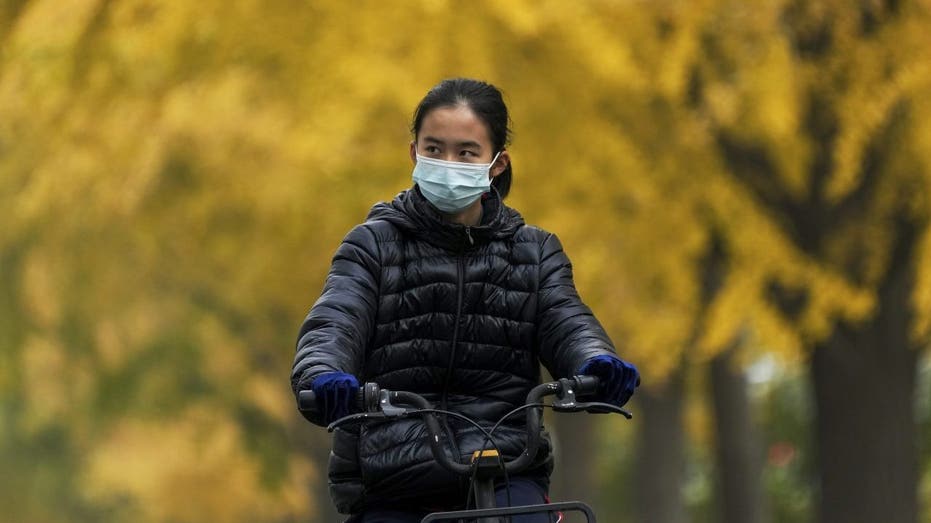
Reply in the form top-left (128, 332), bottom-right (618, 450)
top-left (710, 347), bottom-right (766, 523)
top-left (634, 369), bottom-right (687, 523)
top-left (549, 412), bottom-right (598, 506)
top-left (292, 422), bottom-right (342, 522)
top-left (314, 432), bottom-right (343, 522)
top-left (551, 414), bottom-right (596, 503)
top-left (810, 221), bottom-right (920, 523)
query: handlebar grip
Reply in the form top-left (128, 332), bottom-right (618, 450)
top-left (297, 388), bottom-right (366, 414)
top-left (573, 375), bottom-right (601, 396)
top-left (298, 390), bottom-right (317, 412)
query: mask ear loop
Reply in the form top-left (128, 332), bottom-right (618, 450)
top-left (488, 150), bottom-right (503, 178)
top-left (485, 151), bottom-right (505, 204)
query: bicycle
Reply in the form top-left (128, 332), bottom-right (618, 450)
top-left (298, 375), bottom-right (632, 523)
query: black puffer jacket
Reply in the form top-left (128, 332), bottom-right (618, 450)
top-left (291, 187), bottom-right (618, 514)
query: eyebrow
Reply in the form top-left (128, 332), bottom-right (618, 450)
top-left (422, 136), bottom-right (483, 149)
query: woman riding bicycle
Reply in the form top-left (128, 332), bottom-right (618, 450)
top-left (291, 78), bottom-right (640, 523)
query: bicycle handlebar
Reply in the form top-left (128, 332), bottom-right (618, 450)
top-left (297, 375), bottom-right (630, 477)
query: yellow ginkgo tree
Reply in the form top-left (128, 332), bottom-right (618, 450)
top-left (2, 1), bottom-right (930, 523)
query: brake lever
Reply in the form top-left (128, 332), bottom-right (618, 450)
top-left (327, 411), bottom-right (389, 432)
top-left (579, 401), bottom-right (633, 419)
top-left (376, 389), bottom-right (411, 418)
top-left (326, 388), bottom-right (419, 432)
top-left (551, 399), bottom-right (632, 419)
top-left (551, 381), bottom-right (633, 419)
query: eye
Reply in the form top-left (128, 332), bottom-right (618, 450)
top-left (459, 150), bottom-right (479, 159)
top-left (424, 145), bottom-right (441, 155)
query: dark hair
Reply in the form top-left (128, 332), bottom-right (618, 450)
top-left (411, 78), bottom-right (513, 199)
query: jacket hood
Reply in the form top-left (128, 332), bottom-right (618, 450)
top-left (366, 186), bottom-right (525, 251)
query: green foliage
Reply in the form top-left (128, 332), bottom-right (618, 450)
top-left (757, 367), bottom-right (816, 523)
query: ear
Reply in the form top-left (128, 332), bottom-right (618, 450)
top-left (409, 141), bottom-right (417, 164)
top-left (490, 150), bottom-right (510, 179)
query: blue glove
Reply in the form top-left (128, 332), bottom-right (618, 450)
top-left (310, 372), bottom-right (359, 425)
top-left (577, 355), bottom-right (640, 407)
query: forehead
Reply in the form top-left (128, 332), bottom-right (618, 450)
top-left (418, 105), bottom-right (491, 147)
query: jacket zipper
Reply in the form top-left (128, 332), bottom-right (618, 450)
top-left (439, 233), bottom-right (468, 469)
top-left (441, 254), bottom-right (464, 411)
top-left (442, 226), bottom-right (472, 408)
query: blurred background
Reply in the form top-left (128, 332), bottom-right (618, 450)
top-left (2, 0), bottom-right (930, 522)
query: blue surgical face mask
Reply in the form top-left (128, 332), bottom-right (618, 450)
top-left (412, 151), bottom-right (501, 214)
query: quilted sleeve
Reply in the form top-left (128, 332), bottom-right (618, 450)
top-left (536, 232), bottom-right (618, 379)
top-left (291, 223), bottom-right (380, 423)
